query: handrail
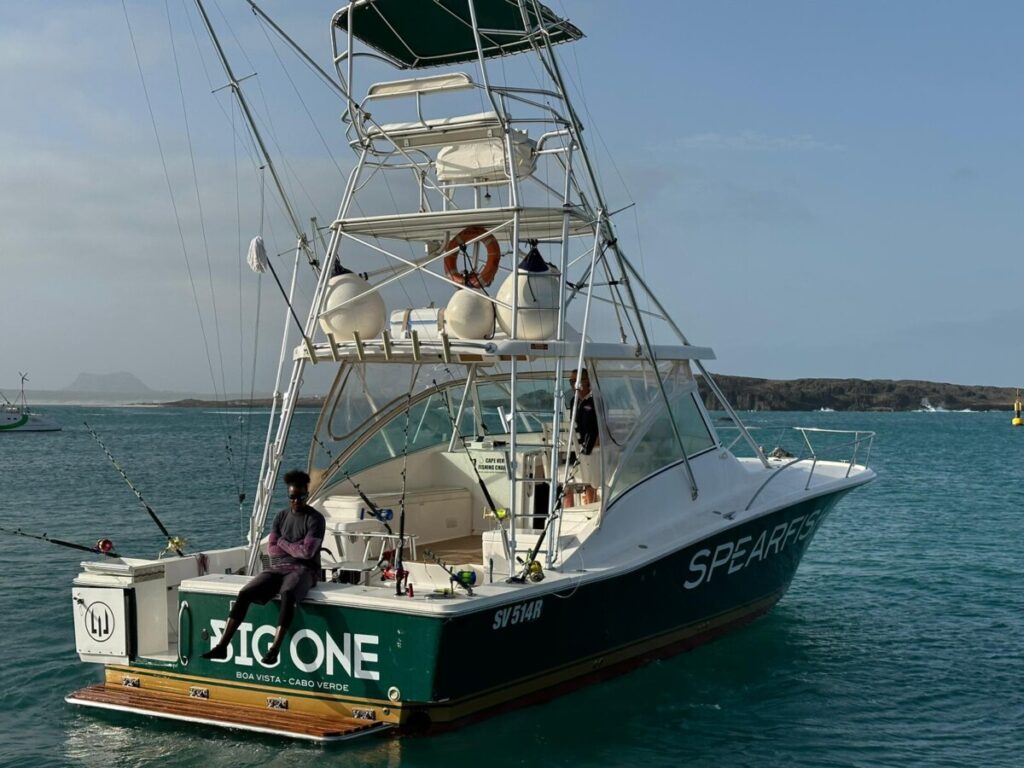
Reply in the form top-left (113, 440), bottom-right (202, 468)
top-left (177, 600), bottom-right (192, 666)
top-left (742, 428), bottom-right (875, 511)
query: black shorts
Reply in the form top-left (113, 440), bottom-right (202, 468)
top-left (238, 568), bottom-right (315, 606)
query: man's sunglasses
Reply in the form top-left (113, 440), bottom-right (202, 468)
top-left (288, 492), bottom-right (309, 501)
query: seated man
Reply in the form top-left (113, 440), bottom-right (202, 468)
top-left (202, 469), bottom-right (326, 665)
top-left (568, 368), bottom-right (601, 505)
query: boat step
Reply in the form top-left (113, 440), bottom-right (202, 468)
top-left (65, 684), bottom-right (392, 742)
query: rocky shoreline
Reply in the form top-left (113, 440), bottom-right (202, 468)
top-left (698, 375), bottom-right (1015, 412)
top-left (157, 377), bottom-right (1017, 413)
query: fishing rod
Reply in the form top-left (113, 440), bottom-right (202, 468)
top-left (0, 526), bottom-right (121, 559)
top-left (83, 422), bottom-right (185, 557)
top-left (422, 548), bottom-right (474, 595)
top-left (395, 392), bottom-right (413, 598)
top-left (509, 476), bottom-right (573, 584)
top-left (433, 378), bottom-right (513, 566)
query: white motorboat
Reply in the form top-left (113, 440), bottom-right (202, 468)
top-left (1, 373), bottom-right (60, 433)
top-left (66, 0), bottom-right (875, 741)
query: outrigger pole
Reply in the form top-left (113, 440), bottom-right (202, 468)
top-left (191, 0), bottom-right (317, 272)
top-left (83, 422), bottom-right (185, 557)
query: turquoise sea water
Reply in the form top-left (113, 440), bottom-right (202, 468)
top-left (0, 407), bottom-right (1020, 767)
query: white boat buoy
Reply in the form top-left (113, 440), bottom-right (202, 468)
top-left (318, 271), bottom-right (386, 341)
top-left (495, 242), bottom-right (560, 340)
top-left (445, 289), bottom-right (495, 339)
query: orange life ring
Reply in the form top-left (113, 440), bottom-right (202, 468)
top-left (443, 226), bottom-right (502, 289)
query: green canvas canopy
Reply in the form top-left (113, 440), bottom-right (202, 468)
top-left (335, 0), bottom-right (584, 70)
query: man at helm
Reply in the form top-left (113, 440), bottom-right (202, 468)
top-left (569, 368), bottom-right (600, 505)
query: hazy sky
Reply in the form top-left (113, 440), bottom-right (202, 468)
top-left (3, 1), bottom-right (1023, 393)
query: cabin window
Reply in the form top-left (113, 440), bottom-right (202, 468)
top-left (313, 363), bottom-right (472, 481)
top-left (606, 371), bottom-right (714, 503)
top-left (474, 378), bottom-right (553, 435)
top-left (337, 390), bottom-right (458, 477)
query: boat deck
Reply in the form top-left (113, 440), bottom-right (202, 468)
top-left (66, 684), bottom-right (391, 742)
top-left (409, 534), bottom-right (481, 564)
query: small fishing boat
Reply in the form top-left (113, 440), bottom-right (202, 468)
top-left (65, 0), bottom-right (875, 742)
top-left (1, 373), bottom-right (60, 433)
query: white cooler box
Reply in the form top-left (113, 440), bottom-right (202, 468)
top-left (322, 487), bottom-right (472, 544)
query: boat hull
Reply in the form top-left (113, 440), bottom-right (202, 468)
top-left (0, 413), bottom-right (61, 432)
top-left (68, 488), bottom-right (849, 738)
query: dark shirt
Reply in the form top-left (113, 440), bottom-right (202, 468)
top-left (267, 505), bottom-right (326, 579)
top-left (570, 392), bottom-right (599, 455)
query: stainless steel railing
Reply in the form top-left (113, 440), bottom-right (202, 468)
top-left (722, 427), bottom-right (875, 511)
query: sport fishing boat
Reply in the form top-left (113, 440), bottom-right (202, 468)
top-left (1, 373), bottom-right (61, 433)
top-left (66, 0), bottom-right (875, 742)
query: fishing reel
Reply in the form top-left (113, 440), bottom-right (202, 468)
top-left (162, 536), bottom-right (188, 557)
top-left (513, 558), bottom-right (544, 583)
top-left (381, 563), bottom-right (408, 582)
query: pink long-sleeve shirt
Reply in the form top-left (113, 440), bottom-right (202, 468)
top-left (267, 505), bottom-right (326, 580)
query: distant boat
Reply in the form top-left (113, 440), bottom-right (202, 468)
top-left (0, 373), bottom-right (60, 433)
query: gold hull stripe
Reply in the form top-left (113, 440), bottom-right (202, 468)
top-left (103, 589), bottom-right (780, 727)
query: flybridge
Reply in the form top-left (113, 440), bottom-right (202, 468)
top-left (333, 0), bottom-right (584, 70)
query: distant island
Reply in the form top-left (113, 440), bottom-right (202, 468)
top-left (698, 375), bottom-right (1016, 412)
top-left (160, 397), bottom-right (325, 408)
top-left (157, 376), bottom-right (1018, 413)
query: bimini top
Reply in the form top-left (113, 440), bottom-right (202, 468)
top-left (335, 0), bottom-right (584, 69)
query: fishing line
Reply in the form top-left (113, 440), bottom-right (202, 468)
top-left (166, 0), bottom-right (231, 416)
top-left (84, 422), bottom-right (185, 557)
top-left (121, 0), bottom-right (224, 432)
top-left (394, 383), bottom-right (415, 597)
top-left (253, 9), bottom-right (348, 179)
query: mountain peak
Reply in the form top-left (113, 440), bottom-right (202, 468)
top-left (63, 371), bottom-right (155, 395)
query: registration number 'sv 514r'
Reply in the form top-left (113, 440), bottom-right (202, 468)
top-left (492, 599), bottom-right (543, 630)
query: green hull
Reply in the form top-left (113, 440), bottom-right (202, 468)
top-left (110, 489), bottom-right (846, 729)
